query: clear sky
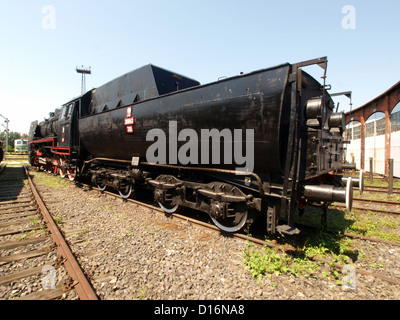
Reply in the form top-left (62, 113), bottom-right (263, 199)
top-left (0, 0), bottom-right (399, 134)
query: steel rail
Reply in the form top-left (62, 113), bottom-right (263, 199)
top-left (24, 165), bottom-right (98, 300)
top-left (35, 168), bottom-right (400, 288)
top-left (99, 189), bottom-right (400, 286)
top-left (359, 186), bottom-right (400, 195)
top-left (333, 202), bottom-right (400, 215)
top-left (354, 197), bottom-right (400, 206)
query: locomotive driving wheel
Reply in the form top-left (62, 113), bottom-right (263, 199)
top-left (59, 168), bottom-right (67, 178)
top-left (59, 158), bottom-right (67, 178)
top-left (67, 167), bottom-right (77, 181)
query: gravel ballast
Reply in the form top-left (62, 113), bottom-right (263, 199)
top-left (13, 171), bottom-right (400, 300)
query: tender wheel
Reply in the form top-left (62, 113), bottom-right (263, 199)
top-left (158, 202), bottom-right (181, 214)
top-left (119, 184), bottom-right (133, 200)
top-left (97, 183), bottom-right (106, 192)
top-left (210, 212), bottom-right (248, 233)
top-left (154, 187), bottom-right (181, 213)
top-left (209, 204), bottom-right (248, 233)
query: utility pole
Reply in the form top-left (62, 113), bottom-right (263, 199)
top-left (76, 65), bottom-right (91, 95)
top-left (0, 114), bottom-right (9, 155)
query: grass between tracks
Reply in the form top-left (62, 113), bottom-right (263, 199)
top-left (364, 177), bottom-right (400, 189)
top-left (243, 202), bottom-right (400, 282)
top-left (29, 169), bottom-right (70, 189)
top-left (243, 231), bottom-right (355, 283)
top-left (27, 167), bottom-right (399, 283)
top-left (355, 189), bottom-right (400, 202)
top-left (299, 205), bottom-right (400, 244)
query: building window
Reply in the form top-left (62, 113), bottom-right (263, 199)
top-left (353, 125), bottom-right (361, 140)
top-left (375, 117), bottom-right (386, 136)
top-left (391, 111), bottom-right (400, 132)
top-left (366, 122), bottom-right (375, 137)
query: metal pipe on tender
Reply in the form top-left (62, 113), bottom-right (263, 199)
top-left (336, 169), bottom-right (364, 195)
top-left (304, 184), bottom-right (346, 203)
top-left (341, 163), bottom-right (356, 170)
top-left (303, 177), bottom-right (353, 213)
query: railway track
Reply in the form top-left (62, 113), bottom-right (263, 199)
top-left (361, 186), bottom-right (400, 195)
top-left (354, 197), bottom-right (400, 206)
top-left (55, 170), bottom-right (400, 288)
top-left (80, 176), bottom-right (400, 246)
top-left (102, 189), bottom-right (400, 286)
top-left (20, 166), bottom-right (400, 299)
top-left (333, 197), bottom-right (400, 215)
top-left (0, 165), bottom-right (98, 300)
top-left (354, 197), bottom-right (400, 215)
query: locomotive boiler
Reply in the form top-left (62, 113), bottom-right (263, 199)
top-left (28, 57), bottom-right (362, 234)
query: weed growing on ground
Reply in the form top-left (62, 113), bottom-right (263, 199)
top-left (243, 242), bottom-right (318, 280)
top-left (346, 211), bottom-right (400, 243)
top-left (30, 170), bottom-right (70, 189)
top-left (53, 215), bottom-right (63, 225)
top-left (296, 205), bottom-right (400, 244)
top-left (243, 231), bottom-right (357, 282)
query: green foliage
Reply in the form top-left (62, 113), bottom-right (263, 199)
top-left (354, 189), bottom-right (400, 202)
top-left (30, 170), bottom-right (70, 189)
top-left (53, 215), bottom-right (63, 225)
top-left (243, 242), bottom-right (320, 280)
top-left (302, 231), bottom-right (354, 264)
top-left (347, 212), bottom-right (400, 243)
top-left (364, 177), bottom-right (400, 189)
top-left (243, 231), bottom-right (358, 281)
top-left (0, 131), bottom-right (26, 152)
top-left (295, 204), bottom-right (400, 244)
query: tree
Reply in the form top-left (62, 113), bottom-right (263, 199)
top-left (0, 131), bottom-right (25, 152)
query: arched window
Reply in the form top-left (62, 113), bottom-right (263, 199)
top-left (390, 102), bottom-right (400, 132)
top-left (365, 112), bottom-right (385, 137)
top-left (345, 120), bottom-right (361, 140)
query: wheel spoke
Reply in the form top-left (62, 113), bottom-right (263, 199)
top-left (59, 159), bottom-right (66, 178)
top-left (68, 168), bottom-right (76, 181)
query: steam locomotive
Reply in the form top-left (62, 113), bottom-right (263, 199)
top-left (28, 57), bottom-right (361, 234)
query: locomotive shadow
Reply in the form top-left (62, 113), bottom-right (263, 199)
top-left (248, 206), bottom-right (360, 263)
top-left (296, 206), bottom-right (356, 233)
top-left (288, 206), bottom-right (359, 262)
top-left (0, 166), bottom-right (28, 202)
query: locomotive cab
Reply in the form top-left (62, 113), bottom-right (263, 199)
top-left (57, 100), bottom-right (80, 149)
top-left (28, 99), bottom-right (80, 179)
